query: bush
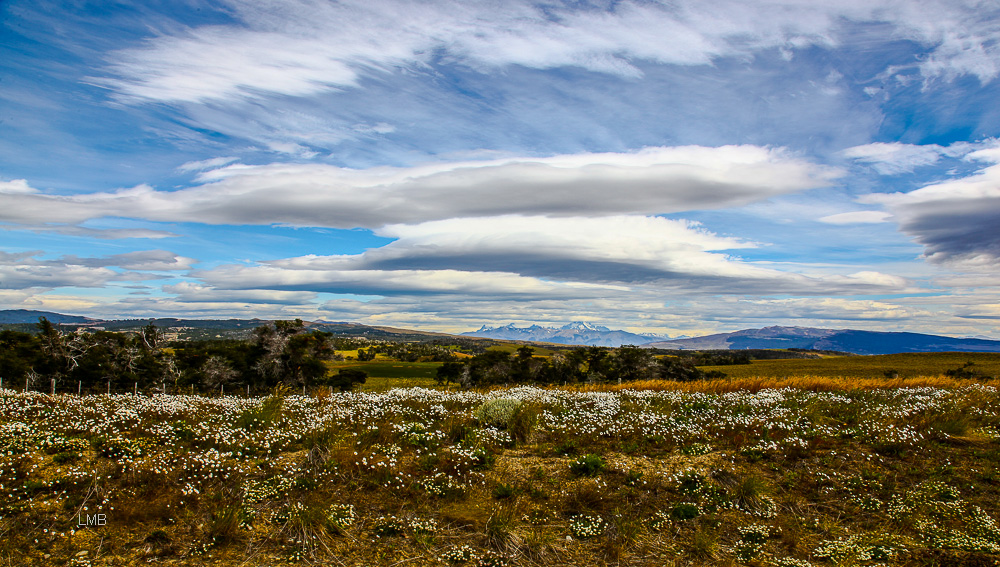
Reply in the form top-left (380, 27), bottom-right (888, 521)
top-left (671, 502), bottom-right (700, 520)
top-left (52, 452), bottom-right (81, 464)
top-left (569, 454), bottom-right (606, 477)
top-left (554, 440), bottom-right (578, 456)
top-left (492, 482), bottom-right (516, 499)
top-left (473, 398), bottom-right (522, 429)
top-left (327, 368), bottom-right (368, 392)
top-left (506, 403), bottom-right (537, 444)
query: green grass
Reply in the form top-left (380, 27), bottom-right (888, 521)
top-left (326, 360), bottom-right (447, 391)
top-left (699, 351), bottom-right (1000, 379)
top-left (486, 343), bottom-right (561, 357)
top-left (327, 360), bottom-right (443, 378)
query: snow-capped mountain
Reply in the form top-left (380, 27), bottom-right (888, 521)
top-left (462, 322), bottom-right (673, 347)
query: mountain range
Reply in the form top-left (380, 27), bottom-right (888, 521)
top-left (0, 309), bottom-right (94, 324)
top-left (461, 322), bottom-right (676, 347)
top-left (3, 310), bottom-right (1000, 354)
top-left (644, 326), bottom-right (1000, 355)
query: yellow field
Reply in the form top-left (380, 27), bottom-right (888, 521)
top-left (697, 351), bottom-right (1000, 380)
top-left (576, 375), bottom-right (991, 394)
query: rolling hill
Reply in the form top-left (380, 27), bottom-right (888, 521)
top-left (644, 325), bottom-right (1000, 355)
top-left (462, 322), bottom-right (674, 347)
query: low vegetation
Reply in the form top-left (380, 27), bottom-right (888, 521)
top-left (1, 380), bottom-right (999, 566)
top-left (3, 318), bottom-right (999, 565)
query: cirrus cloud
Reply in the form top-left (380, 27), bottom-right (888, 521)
top-left (95, 0), bottom-right (1000, 105)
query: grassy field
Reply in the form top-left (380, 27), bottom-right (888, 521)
top-left (698, 351), bottom-right (1000, 380)
top-left (2, 378), bottom-right (1000, 567)
top-left (322, 352), bottom-right (1000, 393)
top-left (327, 360), bottom-right (445, 391)
top-left (486, 344), bottom-right (562, 357)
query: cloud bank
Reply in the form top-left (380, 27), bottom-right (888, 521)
top-left (864, 147), bottom-right (1000, 269)
top-left (0, 146), bottom-right (836, 229)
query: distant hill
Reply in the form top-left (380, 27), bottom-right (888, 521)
top-left (0, 310), bottom-right (464, 343)
top-left (0, 309), bottom-right (93, 324)
top-left (644, 326), bottom-right (1000, 355)
top-left (462, 322), bottom-right (674, 347)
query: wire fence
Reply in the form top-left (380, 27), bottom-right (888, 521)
top-left (0, 377), bottom-right (325, 397)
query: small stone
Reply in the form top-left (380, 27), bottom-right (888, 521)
top-left (566, 535), bottom-right (573, 541)
top-left (76, 550), bottom-right (89, 556)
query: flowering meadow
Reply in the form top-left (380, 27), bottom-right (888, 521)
top-left (1, 383), bottom-right (999, 566)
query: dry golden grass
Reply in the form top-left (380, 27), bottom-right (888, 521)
top-left (573, 374), bottom-right (990, 393)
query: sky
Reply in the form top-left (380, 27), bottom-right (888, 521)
top-left (2, 0), bottom-right (1000, 338)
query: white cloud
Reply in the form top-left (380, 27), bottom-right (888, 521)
top-left (841, 142), bottom-right (945, 174)
top-left (840, 139), bottom-right (998, 175)
top-left (196, 264), bottom-right (628, 299)
top-left (163, 282), bottom-right (317, 305)
top-left (186, 214), bottom-right (910, 300)
top-left (353, 122), bottom-right (395, 135)
top-left (737, 297), bottom-right (922, 321)
top-left (0, 146), bottom-right (837, 229)
top-left (59, 250), bottom-right (197, 271)
top-left (0, 179), bottom-right (38, 194)
top-left (862, 158), bottom-right (1000, 270)
top-left (177, 156), bottom-right (239, 173)
top-left (0, 250), bottom-right (195, 291)
top-left (0, 263), bottom-right (119, 290)
top-left (818, 211), bottom-right (891, 224)
top-left (7, 225), bottom-right (179, 240)
top-left (93, 0), bottom-right (1000, 105)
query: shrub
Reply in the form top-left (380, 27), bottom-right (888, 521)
top-left (52, 452), bottom-right (81, 464)
top-left (671, 502), bottom-right (700, 521)
top-left (569, 454), bottom-right (606, 476)
top-left (554, 440), bottom-right (578, 456)
top-left (470, 447), bottom-right (496, 470)
top-left (328, 368), bottom-right (368, 392)
top-left (507, 403), bottom-right (538, 443)
top-left (492, 482), bottom-right (516, 499)
top-left (473, 398), bottom-right (522, 429)
top-left (624, 469), bottom-right (644, 486)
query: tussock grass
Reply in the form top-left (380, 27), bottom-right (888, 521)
top-left (2, 378), bottom-right (1000, 566)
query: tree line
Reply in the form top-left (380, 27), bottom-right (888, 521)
top-left (436, 345), bottom-right (726, 388)
top-left (0, 318), bottom-right (366, 394)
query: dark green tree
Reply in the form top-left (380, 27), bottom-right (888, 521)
top-left (323, 368), bottom-right (367, 391)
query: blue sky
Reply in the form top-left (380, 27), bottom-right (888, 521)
top-left (2, 0), bottom-right (1000, 337)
